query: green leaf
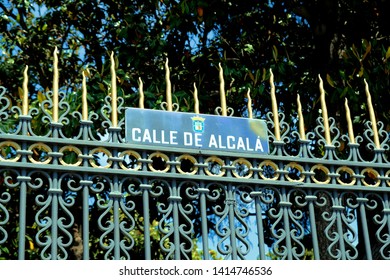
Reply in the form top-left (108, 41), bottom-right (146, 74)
top-left (326, 74), bottom-right (335, 87)
top-left (351, 44), bottom-right (359, 60)
top-left (358, 66), bottom-right (364, 78)
top-left (244, 43), bottom-right (254, 54)
top-left (247, 70), bottom-right (255, 82)
top-left (18, 87), bottom-right (24, 100)
top-left (272, 45), bottom-right (278, 62)
top-left (386, 47), bottom-right (390, 61)
top-left (361, 40), bottom-right (371, 61)
top-left (37, 91), bottom-right (46, 103)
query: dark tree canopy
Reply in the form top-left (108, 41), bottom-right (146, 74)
top-left (1, 0), bottom-right (389, 133)
top-left (0, 0), bottom-right (389, 260)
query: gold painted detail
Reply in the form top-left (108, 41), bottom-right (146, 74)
top-left (148, 152), bottom-right (170, 173)
top-left (258, 160), bottom-right (279, 180)
top-left (89, 147), bottom-right (112, 168)
top-left (0, 141), bottom-right (21, 162)
top-left (119, 150), bottom-right (142, 170)
top-left (232, 158), bottom-right (253, 179)
top-left (59, 145), bottom-right (82, 166)
top-left (176, 154), bottom-right (198, 175)
top-left (386, 170), bottom-right (390, 187)
top-left (204, 156), bottom-right (225, 177)
top-left (310, 164), bottom-right (331, 184)
top-left (28, 143), bottom-right (52, 164)
top-left (285, 162), bottom-right (305, 182)
top-left (336, 166), bottom-right (356, 186)
top-left (361, 168), bottom-right (380, 187)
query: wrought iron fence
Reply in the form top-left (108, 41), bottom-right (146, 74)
top-left (0, 51), bottom-right (389, 260)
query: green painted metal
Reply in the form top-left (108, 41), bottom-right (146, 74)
top-left (0, 85), bottom-right (389, 260)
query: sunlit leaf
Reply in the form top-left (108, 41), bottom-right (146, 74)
top-left (37, 91), bottom-right (46, 103)
top-left (18, 87), bottom-right (24, 100)
top-left (326, 74), bottom-right (335, 88)
top-left (386, 47), bottom-right (390, 60)
top-left (361, 41), bottom-right (371, 61)
top-left (272, 45), bottom-right (278, 62)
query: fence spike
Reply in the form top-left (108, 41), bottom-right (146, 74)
top-left (82, 70), bottom-right (88, 121)
top-left (165, 58), bottom-right (172, 111)
top-left (53, 47), bottom-right (59, 122)
top-left (138, 77), bottom-right (144, 109)
top-left (247, 88), bottom-right (252, 119)
top-left (218, 63), bottom-right (227, 116)
top-left (318, 74), bottom-right (331, 145)
top-left (193, 83), bottom-right (199, 114)
top-left (297, 94), bottom-right (306, 140)
top-left (269, 69), bottom-right (280, 140)
top-left (344, 98), bottom-right (355, 144)
top-left (110, 52), bottom-right (118, 127)
top-left (22, 65), bottom-right (29, 115)
top-left (364, 79), bottom-right (380, 148)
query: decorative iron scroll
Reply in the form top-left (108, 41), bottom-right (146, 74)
top-left (0, 52), bottom-right (389, 260)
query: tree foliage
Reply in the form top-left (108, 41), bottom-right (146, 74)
top-left (1, 0), bottom-right (389, 259)
top-left (1, 0), bottom-right (389, 129)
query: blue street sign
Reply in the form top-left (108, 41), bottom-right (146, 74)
top-left (125, 108), bottom-right (269, 154)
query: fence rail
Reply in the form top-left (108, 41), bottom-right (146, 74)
top-left (0, 52), bottom-right (389, 260)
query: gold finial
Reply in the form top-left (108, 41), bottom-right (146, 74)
top-left (138, 77), bottom-right (144, 109)
top-left (218, 63), bottom-right (227, 116)
top-left (110, 51), bottom-right (118, 127)
top-left (53, 47), bottom-right (59, 122)
top-left (318, 74), bottom-right (331, 145)
top-left (82, 69), bottom-right (89, 121)
top-left (344, 98), bottom-right (355, 144)
top-left (297, 94), bottom-right (306, 140)
top-left (22, 65), bottom-right (29, 115)
top-left (364, 79), bottom-right (380, 148)
top-left (269, 69), bottom-right (280, 140)
top-left (247, 88), bottom-right (253, 119)
top-left (165, 58), bottom-right (172, 111)
top-left (193, 83), bottom-right (199, 114)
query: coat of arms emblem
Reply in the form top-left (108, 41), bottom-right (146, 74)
top-left (191, 116), bottom-right (205, 133)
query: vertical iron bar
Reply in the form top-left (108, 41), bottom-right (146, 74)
top-left (251, 160), bottom-right (266, 260)
top-left (50, 124), bottom-right (61, 259)
top-left (376, 150), bottom-right (390, 258)
top-left (253, 189), bottom-right (266, 260)
top-left (351, 145), bottom-right (372, 259)
top-left (328, 147), bottom-right (347, 260)
top-left (17, 116), bottom-right (30, 260)
top-left (17, 177), bottom-right (27, 260)
top-left (333, 190), bottom-right (346, 260)
top-left (275, 141), bottom-right (293, 260)
top-left (110, 128), bottom-right (121, 260)
top-left (198, 182), bottom-right (210, 260)
top-left (171, 180), bottom-right (181, 260)
top-left (197, 157), bottom-right (210, 260)
top-left (50, 177), bottom-right (59, 260)
top-left (82, 122), bottom-right (91, 260)
top-left (112, 177), bottom-right (120, 260)
top-left (227, 184), bottom-right (238, 260)
top-left (301, 139), bottom-right (320, 259)
top-left (141, 182), bottom-right (151, 260)
top-left (357, 194), bottom-right (372, 259)
top-left (281, 187), bottom-right (293, 260)
top-left (141, 151), bottom-right (151, 260)
top-left (82, 182), bottom-right (90, 260)
top-left (306, 192), bottom-right (320, 259)
top-left (384, 193), bottom-right (390, 254)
